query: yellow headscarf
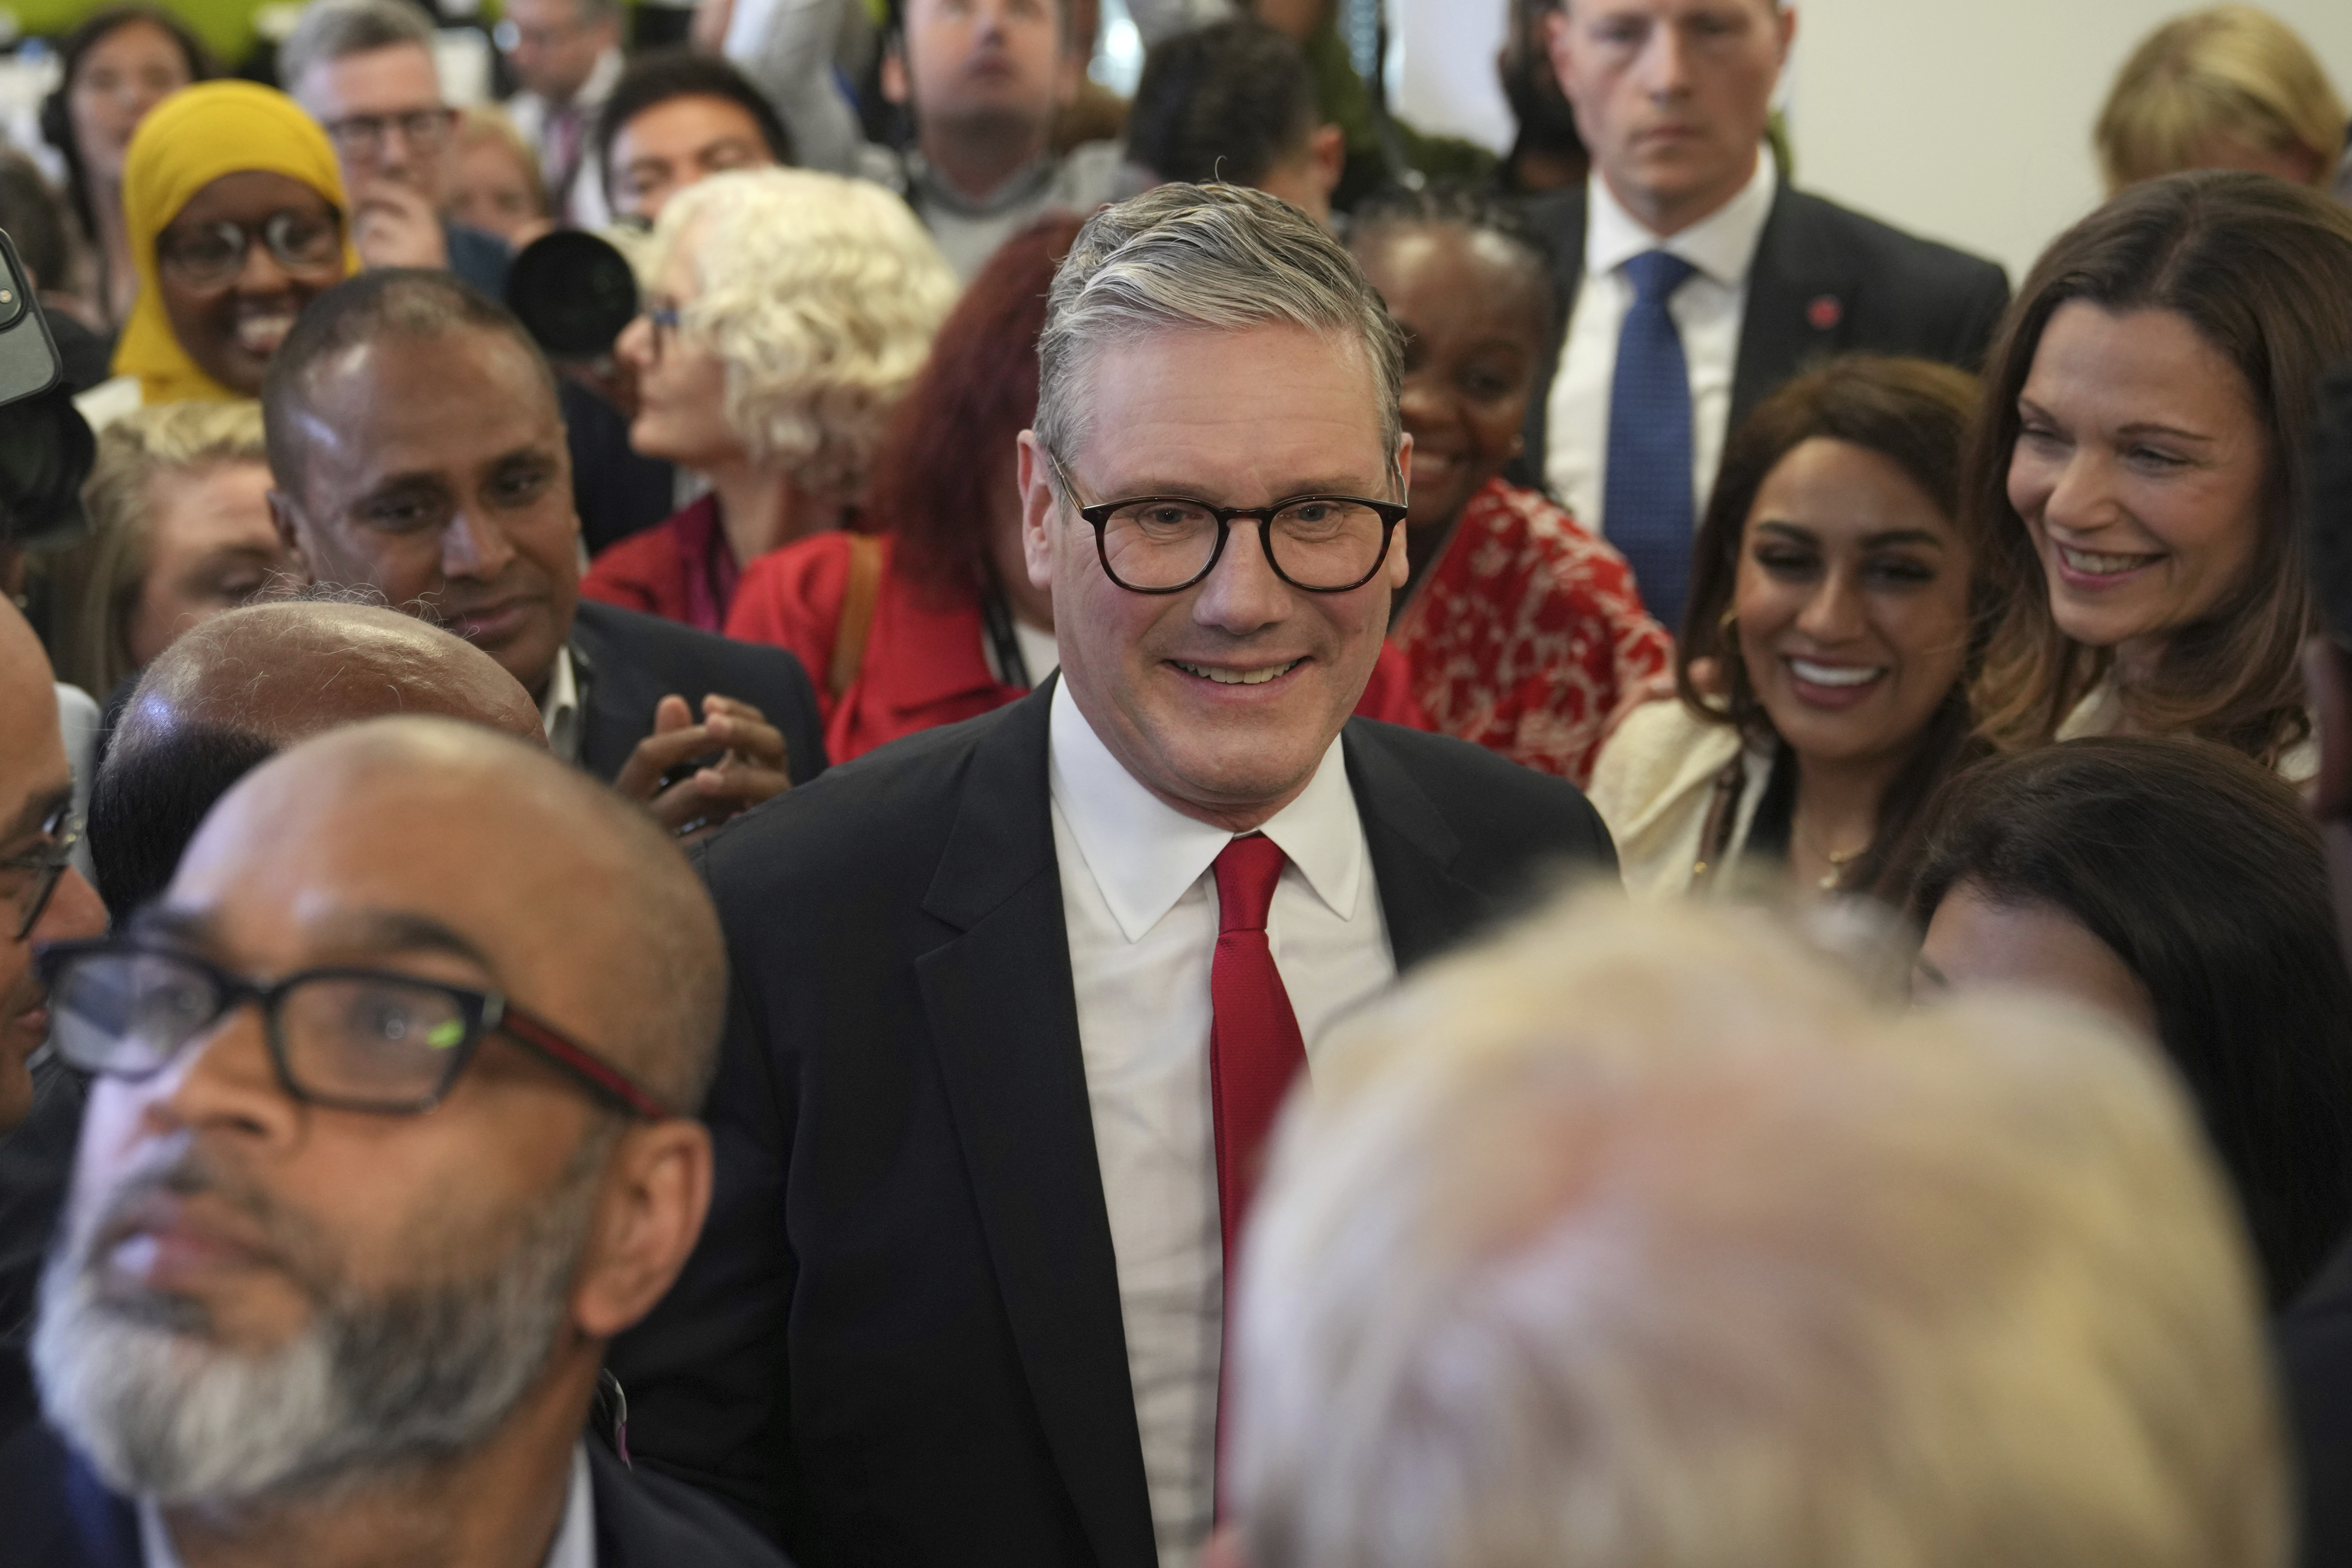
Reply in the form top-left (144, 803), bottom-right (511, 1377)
top-left (112, 81), bottom-right (361, 404)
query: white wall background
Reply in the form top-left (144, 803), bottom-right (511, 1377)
top-left (1387, 0), bottom-right (2352, 282)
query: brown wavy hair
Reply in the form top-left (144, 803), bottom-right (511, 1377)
top-left (1969, 171), bottom-right (2352, 766)
top-left (1676, 354), bottom-right (1989, 894)
top-left (868, 212), bottom-right (1085, 598)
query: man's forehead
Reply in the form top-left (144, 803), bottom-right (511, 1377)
top-left (295, 333), bottom-right (560, 478)
top-left (308, 42), bottom-right (442, 105)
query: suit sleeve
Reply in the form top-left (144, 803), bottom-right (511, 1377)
top-left (1941, 257), bottom-right (2013, 373)
top-left (606, 850), bottom-right (801, 1543)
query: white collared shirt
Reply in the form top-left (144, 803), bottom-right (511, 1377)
top-left (541, 643), bottom-right (583, 764)
top-left (1045, 679), bottom-right (1396, 1568)
top-left (139, 1443), bottom-right (596, 1568)
top-left (1544, 154), bottom-right (1778, 538)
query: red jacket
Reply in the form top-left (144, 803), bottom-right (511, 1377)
top-left (726, 531), bottom-right (1432, 765)
top-left (580, 495), bottom-right (741, 633)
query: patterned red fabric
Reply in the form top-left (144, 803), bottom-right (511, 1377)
top-left (726, 530), bottom-right (1437, 764)
top-left (579, 493), bottom-right (743, 634)
top-left (1390, 477), bottom-right (1674, 785)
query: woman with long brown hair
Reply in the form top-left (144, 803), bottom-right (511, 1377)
top-left (1969, 170), bottom-right (2352, 776)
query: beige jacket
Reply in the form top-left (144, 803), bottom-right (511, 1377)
top-left (2058, 685), bottom-right (2319, 785)
top-left (1588, 700), bottom-right (1776, 900)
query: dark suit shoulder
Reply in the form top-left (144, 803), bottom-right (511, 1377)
top-left (569, 599), bottom-right (828, 784)
top-left (1773, 186), bottom-right (2009, 301)
top-left (589, 1440), bottom-right (794, 1567)
top-left (572, 598), bottom-right (804, 691)
top-left (1347, 719), bottom-right (1614, 863)
top-left (0, 1421), bottom-right (137, 1568)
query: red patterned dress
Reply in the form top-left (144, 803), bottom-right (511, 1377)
top-left (1389, 477), bottom-right (1674, 784)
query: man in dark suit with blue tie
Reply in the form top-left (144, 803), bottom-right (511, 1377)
top-left (608, 183), bottom-right (1619, 1568)
top-left (1522, 0), bottom-right (2011, 632)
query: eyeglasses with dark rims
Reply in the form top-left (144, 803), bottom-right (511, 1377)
top-left (2, 799), bottom-right (79, 942)
top-left (1044, 448), bottom-right (1407, 595)
top-left (34, 940), bottom-right (672, 1119)
top-left (155, 208), bottom-right (345, 290)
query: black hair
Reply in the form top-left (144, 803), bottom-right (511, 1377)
top-left (2311, 361), bottom-right (2352, 650)
top-left (39, 5), bottom-right (217, 246)
top-left (1910, 735), bottom-right (2352, 1309)
top-left (593, 47), bottom-right (794, 209)
top-left (88, 720), bottom-right (280, 921)
top-left (261, 268), bottom-right (557, 496)
top-left (1125, 18), bottom-right (1321, 191)
top-left (1348, 180), bottom-right (1565, 337)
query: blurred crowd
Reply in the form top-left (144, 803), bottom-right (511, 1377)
top-left (1, 1), bottom-right (2351, 1566)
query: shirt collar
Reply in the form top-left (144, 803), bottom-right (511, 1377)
top-left (1586, 151), bottom-right (1777, 288)
top-left (1046, 677), bottom-right (1366, 943)
top-left (140, 1443), bottom-right (596, 1568)
top-left (542, 642), bottom-right (583, 764)
top-left (904, 146), bottom-right (1058, 217)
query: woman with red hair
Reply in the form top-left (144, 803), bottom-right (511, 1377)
top-left (726, 214), bottom-right (1428, 763)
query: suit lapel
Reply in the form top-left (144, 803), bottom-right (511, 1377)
top-left (1515, 188), bottom-right (1589, 491)
top-left (1343, 725), bottom-right (1490, 971)
top-left (914, 682), bottom-right (1158, 1568)
top-left (566, 615), bottom-right (649, 780)
top-left (1731, 186), bottom-right (1859, 434)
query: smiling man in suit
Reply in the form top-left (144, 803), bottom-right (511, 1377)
top-left (262, 269), bottom-right (827, 829)
top-left (609, 183), bottom-right (1617, 1568)
top-left (1527, 0), bottom-right (2010, 631)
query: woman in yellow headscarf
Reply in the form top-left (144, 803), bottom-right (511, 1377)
top-left (110, 80), bottom-right (360, 404)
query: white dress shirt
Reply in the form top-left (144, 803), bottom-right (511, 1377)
top-left (140, 1443), bottom-right (596, 1567)
top-left (1544, 154), bottom-right (1778, 539)
top-left (541, 642), bottom-right (583, 764)
top-left (1046, 679), bottom-right (1396, 1568)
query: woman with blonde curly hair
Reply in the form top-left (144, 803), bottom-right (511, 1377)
top-left (583, 166), bottom-right (959, 630)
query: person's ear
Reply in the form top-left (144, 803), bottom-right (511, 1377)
top-left (2305, 636), bottom-right (2352, 824)
top-left (266, 489), bottom-right (316, 581)
top-left (572, 1118), bottom-right (715, 1339)
top-left (1544, 6), bottom-right (1575, 96)
top-left (1055, 45), bottom-right (1083, 110)
top-left (880, 40), bottom-right (910, 108)
top-left (1016, 431), bottom-right (1062, 593)
top-left (1309, 123), bottom-right (1345, 201)
top-left (1388, 433), bottom-right (1414, 590)
top-left (1772, 1), bottom-right (1797, 66)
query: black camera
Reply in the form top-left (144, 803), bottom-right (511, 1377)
top-left (0, 226), bottom-right (90, 555)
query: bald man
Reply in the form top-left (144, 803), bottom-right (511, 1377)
top-left (2, 716), bottom-right (788, 1567)
top-left (0, 601), bottom-right (108, 1441)
top-left (90, 600), bottom-right (545, 922)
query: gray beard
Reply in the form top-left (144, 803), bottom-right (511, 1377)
top-left (30, 1128), bottom-right (611, 1506)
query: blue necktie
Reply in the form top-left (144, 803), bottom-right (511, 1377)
top-left (1604, 250), bottom-right (1700, 634)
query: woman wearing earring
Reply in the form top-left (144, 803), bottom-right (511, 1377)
top-left (1349, 187), bottom-right (1671, 784)
top-left (1589, 356), bottom-right (1993, 900)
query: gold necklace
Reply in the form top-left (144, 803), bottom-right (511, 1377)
top-left (1793, 824), bottom-right (1870, 891)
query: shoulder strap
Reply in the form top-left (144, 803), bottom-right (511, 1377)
top-left (827, 532), bottom-right (887, 702)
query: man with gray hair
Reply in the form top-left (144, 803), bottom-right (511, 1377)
top-left (610, 182), bottom-right (1616, 1568)
top-left (1224, 891), bottom-right (2287, 1568)
top-left (282, 0), bottom-right (512, 294)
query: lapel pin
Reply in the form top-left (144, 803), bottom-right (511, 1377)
top-left (1808, 294), bottom-right (1843, 332)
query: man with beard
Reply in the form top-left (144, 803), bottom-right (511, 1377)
top-left (262, 268), bottom-right (829, 832)
top-left (0, 715), bottom-right (787, 1567)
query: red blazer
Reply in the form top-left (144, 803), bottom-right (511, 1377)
top-left (726, 532), bottom-right (1432, 765)
top-left (580, 494), bottom-right (741, 633)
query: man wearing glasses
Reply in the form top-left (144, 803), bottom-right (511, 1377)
top-left (1, 716), bottom-right (788, 1567)
top-left (611, 185), bottom-right (1617, 1568)
top-left (282, 0), bottom-right (513, 297)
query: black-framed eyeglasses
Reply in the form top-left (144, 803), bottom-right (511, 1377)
top-left (34, 940), bottom-right (672, 1120)
top-left (3, 800), bottom-right (79, 943)
top-left (1045, 449), bottom-right (1407, 595)
top-left (156, 208), bottom-right (345, 289)
top-left (322, 106), bottom-right (458, 161)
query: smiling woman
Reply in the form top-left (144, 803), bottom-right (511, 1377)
top-left (1969, 171), bottom-right (2352, 777)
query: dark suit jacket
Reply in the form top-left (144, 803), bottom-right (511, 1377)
top-left (608, 681), bottom-right (1617, 1567)
top-left (1515, 182), bottom-right (2012, 485)
top-left (2282, 1238), bottom-right (2352, 1568)
top-left (569, 598), bottom-right (829, 786)
top-left (0, 1418), bottom-right (792, 1568)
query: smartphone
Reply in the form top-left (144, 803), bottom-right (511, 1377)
top-left (0, 228), bottom-right (62, 410)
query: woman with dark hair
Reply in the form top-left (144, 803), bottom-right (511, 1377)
top-left (42, 4), bottom-right (214, 337)
top-left (725, 214), bottom-right (1428, 764)
top-left (1970, 170), bottom-right (2352, 777)
top-left (1911, 736), bottom-right (2352, 1309)
top-left (1589, 355), bottom-right (1989, 899)
top-left (1348, 185), bottom-right (1670, 784)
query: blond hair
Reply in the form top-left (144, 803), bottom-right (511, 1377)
top-left (1230, 890), bottom-right (2286, 1568)
top-left (2097, 5), bottom-right (2347, 192)
top-left (42, 400), bottom-right (270, 697)
top-left (642, 167), bottom-right (958, 500)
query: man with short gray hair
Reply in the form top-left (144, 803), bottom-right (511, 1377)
top-left (1227, 891), bottom-right (2286, 1568)
top-left (610, 182), bottom-right (1616, 1568)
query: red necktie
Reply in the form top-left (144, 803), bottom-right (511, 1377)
top-left (1209, 834), bottom-right (1309, 1513)
top-left (1209, 835), bottom-right (1309, 1287)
